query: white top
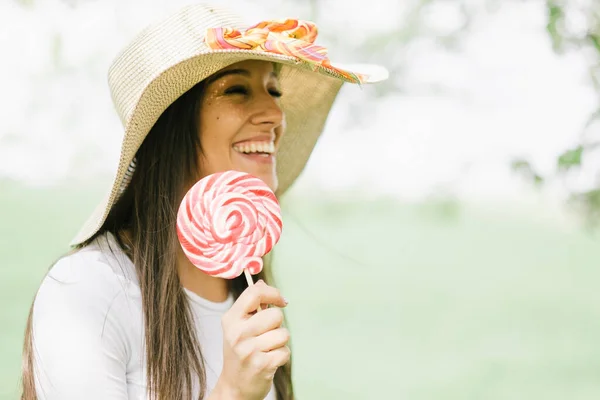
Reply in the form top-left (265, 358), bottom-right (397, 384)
top-left (31, 232), bottom-right (277, 400)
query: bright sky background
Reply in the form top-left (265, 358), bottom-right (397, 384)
top-left (0, 0), bottom-right (597, 208)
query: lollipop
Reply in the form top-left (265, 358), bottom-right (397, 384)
top-left (176, 170), bottom-right (283, 287)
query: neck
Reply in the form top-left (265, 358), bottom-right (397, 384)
top-left (119, 228), bottom-right (229, 303)
top-left (176, 247), bottom-right (230, 302)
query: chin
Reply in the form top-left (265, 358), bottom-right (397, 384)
top-left (239, 167), bottom-right (277, 192)
top-left (260, 175), bottom-right (278, 193)
top-left (246, 170), bottom-right (276, 192)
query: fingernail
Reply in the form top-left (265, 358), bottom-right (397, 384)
top-left (283, 297), bottom-right (289, 305)
top-left (256, 279), bottom-right (265, 285)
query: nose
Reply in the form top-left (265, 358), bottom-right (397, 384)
top-left (250, 90), bottom-right (284, 129)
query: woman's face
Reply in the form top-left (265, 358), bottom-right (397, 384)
top-left (197, 60), bottom-right (285, 191)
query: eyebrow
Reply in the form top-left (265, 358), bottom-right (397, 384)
top-left (206, 68), bottom-right (278, 85)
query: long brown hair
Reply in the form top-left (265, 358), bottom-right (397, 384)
top-left (21, 78), bottom-right (294, 399)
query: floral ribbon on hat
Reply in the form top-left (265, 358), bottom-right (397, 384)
top-left (204, 19), bottom-right (366, 84)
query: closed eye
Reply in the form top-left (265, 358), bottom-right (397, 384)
top-left (224, 85), bottom-right (248, 95)
top-left (269, 88), bottom-right (283, 98)
top-left (224, 85), bottom-right (282, 98)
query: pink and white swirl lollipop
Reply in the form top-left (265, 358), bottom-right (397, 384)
top-left (176, 170), bottom-right (283, 285)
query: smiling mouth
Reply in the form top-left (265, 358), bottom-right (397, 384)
top-left (232, 141), bottom-right (275, 157)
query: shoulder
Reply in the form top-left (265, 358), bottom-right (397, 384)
top-left (32, 233), bottom-right (141, 353)
top-left (35, 234), bottom-right (139, 311)
top-left (43, 232), bottom-right (138, 291)
top-left (31, 234), bottom-right (140, 398)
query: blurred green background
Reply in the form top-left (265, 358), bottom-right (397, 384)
top-left (2, 179), bottom-right (600, 399)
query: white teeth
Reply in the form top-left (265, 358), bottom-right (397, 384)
top-left (233, 141), bottom-right (275, 154)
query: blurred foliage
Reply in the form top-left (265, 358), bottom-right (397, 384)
top-left (544, 0), bottom-right (600, 138)
top-left (509, 0), bottom-right (600, 224)
top-left (569, 188), bottom-right (600, 229)
top-left (319, 0), bottom-right (600, 223)
top-left (510, 158), bottom-right (545, 187)
top-left (313, 0), bottom-right (600, 221)
top-left (557, 145), bottom-right (585, 172)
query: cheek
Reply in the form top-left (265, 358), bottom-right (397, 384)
top-left (199, 110), bottom-right (224, 143)
top-left (198, 100), bottom-right (246, 151)
top-left (212, 124), bottom-right (243, 150)
top-left (197, 113), bottom-right (234, 171)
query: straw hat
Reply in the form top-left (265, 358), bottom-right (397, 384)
top-left (70, 3), bottom-right (388, 246)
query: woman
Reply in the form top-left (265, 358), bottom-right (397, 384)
top-left (21, 4), bottom-right (387, 400)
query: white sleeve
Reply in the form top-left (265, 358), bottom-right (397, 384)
top-left (31, 252), bottom-right (132, 400)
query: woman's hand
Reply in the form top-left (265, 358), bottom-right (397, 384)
top-left (212, 280), bottom-right (290, 400)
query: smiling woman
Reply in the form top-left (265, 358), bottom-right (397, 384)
top-left (198, 61), bottom-right (284, 192)
top-left (20, 4), bottom-right (387, 400)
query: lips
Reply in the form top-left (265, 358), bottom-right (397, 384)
top-left (235, 151), bottom-right (275, 165)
